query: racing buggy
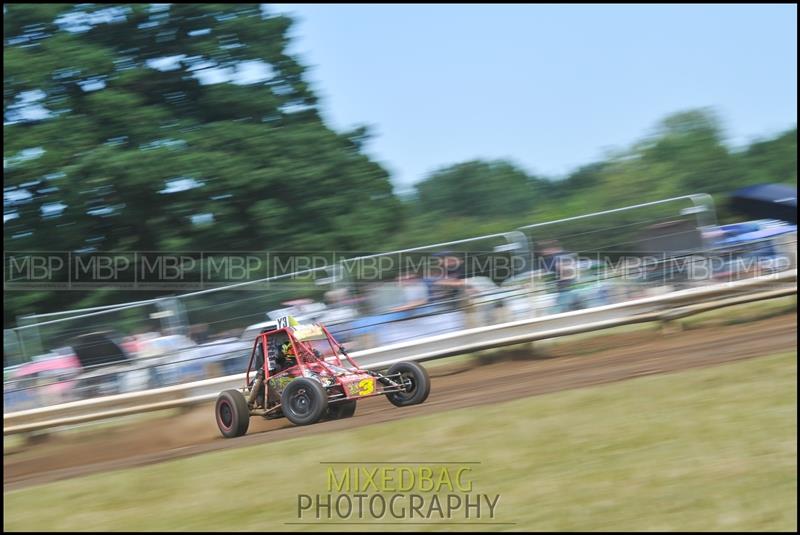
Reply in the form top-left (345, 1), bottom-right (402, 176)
top-left (214, 317), bottom-right (430, 438)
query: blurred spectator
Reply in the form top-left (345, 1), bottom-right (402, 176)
top-left (189, 323), bottom-right (210, 344)
top-left (539, 240), bottom-right (581, 312)
top-left (425, 252), bottom-right (467, 305)
top-left (419, 252), bottom-right (469, 334)
top-left (390, 272), bottom-right (429, 312)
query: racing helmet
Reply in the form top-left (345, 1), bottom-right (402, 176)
top-left (281, 341), bottom-right (297, 362)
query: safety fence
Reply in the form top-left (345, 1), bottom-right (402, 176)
top-left (4, 194), bottom-right (797, 412)
top-left (4, 269), bottom-right (796, 435)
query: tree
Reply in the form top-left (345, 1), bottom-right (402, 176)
top-left (4, 4), bottom-right (401, 324)
top-left (414, 160), bottom-right (544, 218)
top-left (737, 128), bottom-right (797, 187)
top-left (639, 108), bottom-right (738, 194)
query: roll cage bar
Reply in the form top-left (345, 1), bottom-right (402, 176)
top-left (244, 323), bottom-right (362, 387)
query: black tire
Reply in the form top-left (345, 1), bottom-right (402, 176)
top-left (327, 399), bottom-right (357, 420)
top-left (281, 377), bottom-right (328, 426)
top-left (215, 389), bottom-right (250, 438)
top-left (386, 362), bottom-right (430, 407)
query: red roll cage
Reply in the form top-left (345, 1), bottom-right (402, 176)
top-left (244, 323), bottom-right (362, 387)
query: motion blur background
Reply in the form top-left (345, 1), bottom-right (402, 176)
top-left (2, 5), bottom-right (798, 531)
top-left (4, 4), bottom-right (797, 404)
top-left (4, 3), bottom-right (796, 315)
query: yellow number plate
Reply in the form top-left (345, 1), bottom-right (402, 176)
top-left (357, 377), bottom-right (375, 396)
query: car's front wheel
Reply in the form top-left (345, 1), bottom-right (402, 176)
top-left (386, 362), bottom-right (430, 407)
top-left (281, 378), bottom-right (329, 425)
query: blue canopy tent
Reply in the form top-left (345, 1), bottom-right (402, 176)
top-left (730, 183), bottom-right (797, 224)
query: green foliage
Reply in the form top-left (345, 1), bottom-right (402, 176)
top-left (403, 109), bottom-right (795, 246)
top-left (414, 159), bottom-right (547, 218)
top-left (4, 4), bottom-right (400, 324)
top-left (738, 129), bottom-right (797, 186)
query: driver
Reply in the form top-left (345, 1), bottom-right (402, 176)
top-left (277, 341), bottom-right (298, 371)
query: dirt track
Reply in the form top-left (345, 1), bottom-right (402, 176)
top-left (4, 313), bottom-right (797, 491)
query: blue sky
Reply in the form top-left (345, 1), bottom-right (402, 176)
top-left (270, 4), bottom-right (797, 193)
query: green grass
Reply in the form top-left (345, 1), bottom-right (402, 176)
top-left (4, 351), bottom-right (797, 532)
top-left (681, 295), bottom-right (797, 329)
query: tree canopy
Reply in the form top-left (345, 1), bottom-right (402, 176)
top-left (414, 160), bottom-right (552, 218)
top-left (402, 109), bottom-right (795, 245)
top-left (4, 4), bottom-right (399, 257)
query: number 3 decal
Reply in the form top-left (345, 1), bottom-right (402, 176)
top-left (358, 378), bottom-right (374, 396)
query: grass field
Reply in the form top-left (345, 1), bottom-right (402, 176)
top-left (4, 351), bottom-right (797, 532)
top-left (681, 294), bottom-right (797, 329)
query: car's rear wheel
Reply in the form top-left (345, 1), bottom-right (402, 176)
top-left (327, 399), bottom-right (357, 420)
top-left (215, 389), bottom-right (250, 438)
top-left (281, 378), bottom-right (328, 425)
top-left (386, 362), bottom-right (430, 407)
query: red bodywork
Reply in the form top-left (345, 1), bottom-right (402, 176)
top-left (244, 324), bottom-right (383, 404)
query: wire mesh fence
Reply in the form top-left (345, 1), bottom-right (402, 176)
top-left (4, 194), bottom-right (796, 412)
